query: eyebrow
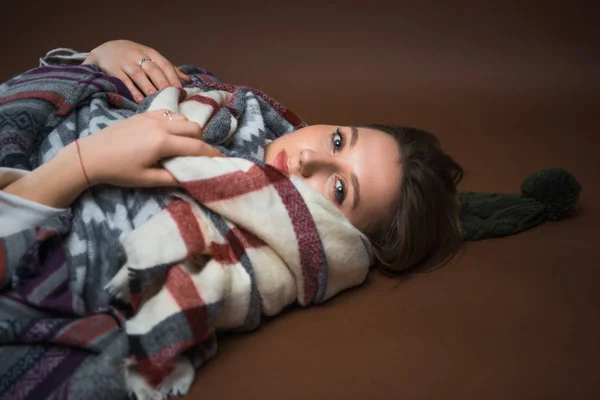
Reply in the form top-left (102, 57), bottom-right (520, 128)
top-left (350, 126), bottom-right (359, 147)
top-left (347, 126), bottom-right (361, 210)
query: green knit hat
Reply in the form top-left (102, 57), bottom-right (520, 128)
top-left (460, 168), bottom-right (582, 241)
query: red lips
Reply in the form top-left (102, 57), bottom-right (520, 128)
top-left (272, 149), bottom-right (290, 174)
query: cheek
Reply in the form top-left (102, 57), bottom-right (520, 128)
top-left (291, 129), bottom-right (329, 153)
top-left (301, 175), bottom-right (328, 200)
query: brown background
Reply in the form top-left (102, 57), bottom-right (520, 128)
top-left (2, 1), bottom-right (599, 399)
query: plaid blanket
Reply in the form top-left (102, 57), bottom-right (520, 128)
top-left (106, 87), bottom-right (373, 398)
top-left (0, 66), bottom-right (372, 399)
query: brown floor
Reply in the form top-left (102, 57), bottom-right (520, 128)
top-left (2, 1), bottom-right (599, 399)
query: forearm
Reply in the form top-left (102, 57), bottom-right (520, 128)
top-left (3, 143), bottom-right (88, 209)
top-left (0, 148), bottom-right (82, 288)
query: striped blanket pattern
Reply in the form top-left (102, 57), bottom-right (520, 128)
top-left (106, 86), bottom-right (372, 398)
top-left (0, 65), bottom-right (371, 400)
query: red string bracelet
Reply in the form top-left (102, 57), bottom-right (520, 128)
top-left (74, 139), bottom-right (92, 188)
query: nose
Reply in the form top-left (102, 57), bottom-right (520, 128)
top-left (299, 149), bottom-right (337, 177)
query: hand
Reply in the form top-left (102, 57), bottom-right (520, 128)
top-left (3, 110), bottom-right (223, 209)
top-left (83, 40), bottom-right (192, 103)
top-left (76, 110), bottom-right (223, 188)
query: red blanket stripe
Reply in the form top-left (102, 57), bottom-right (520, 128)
top-left (209, 242), bottom-right (240, 265)
top-left (267, 167), bottom-right (324, 303)
top-left (207, 228), bottom-right (264, 265)
top-left (177, 87), bottom-right (187, 103)
top-left (224, 90), bottom-right (239, 119)
top-left (183, 94), bottom-right (221, 137)
top-left (184, 94), bottom-right (219, 110)
top-left (0, 90), bottom-right (67, 111)
top-left (166, 265), bottom-right (210, 348)
top-left (230, 227), bottom-right (264, 249)
top-left (137, 339), bottom-right (195, 388)
top-left (184, 164), bottom-right (286, 204)
top-left (130, 295), bottom-right (143, 313)
top-left (107, 92), bottom-right (123, 108)
top-left (136, 265), bottom-right (211, 387)
top-left (56, 314), bottom-right (119, 348)
top-left (167, 200), bottom-right (206, 257)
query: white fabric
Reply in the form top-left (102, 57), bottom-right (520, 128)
top-left (0, 168), bottom-right (65, 236)
top-left (38, 48), bottom-right (90, 67)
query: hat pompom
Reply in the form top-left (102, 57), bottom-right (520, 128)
top-left (521, 168), bottom-right (581, 221)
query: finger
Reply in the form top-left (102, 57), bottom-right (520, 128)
top-left (165, 120), bottom-right (202, 138)
top-left (118, 73), bottom-right (145, 103)
top-left (126, 64), bottom-right (159, 96)
top-left (176, 67), bottom-right (192, 82)
top-left (138, 168), bottom-right (180, 187)
top-left (147, 109), bottom-right (188, 121)
top-left (148, 52), bottom-right (183, 88)
top-left (141, 58), bottom-right (172, 91)
top-left (167, 112), bottom-right (188, 121)
top-left (162, 136), bottom-right (222, 158)
top-left (163, 66), bottom-right (183, 88)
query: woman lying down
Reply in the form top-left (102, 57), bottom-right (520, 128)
top-left (0, 40), bottom-right (463, 399)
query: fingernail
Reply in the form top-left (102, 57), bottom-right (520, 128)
top-left (135, 94), bottom-right (143, 103)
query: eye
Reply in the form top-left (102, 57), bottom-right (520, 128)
top-left (331, 128), bottom-right (345, 153)
top-left (334, 178), bottom-right (346, 205)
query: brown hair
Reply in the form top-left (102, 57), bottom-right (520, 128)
top-left (361, 124), bottom-right (464, 274)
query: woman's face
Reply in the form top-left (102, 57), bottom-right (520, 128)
top-left (264, 125), bottom-right (402, 232)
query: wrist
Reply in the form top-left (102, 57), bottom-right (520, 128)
top-left (3, 143), bottom-right (91, 209)
top-left (58, 142), bottom-right (92, 190)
